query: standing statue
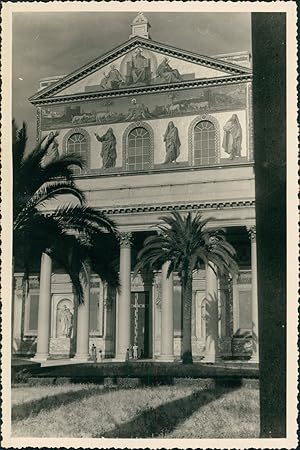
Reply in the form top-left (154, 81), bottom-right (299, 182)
top-left (222, 114), bottom-right (242, 159)
top-left (59, 305), bottom-right (73, 338)
top-left (156, 58), bottom-right (182, 83)
top-left (163, 121), bottom-right (181, 163)
top-left (95, 128), bottom-right (117, 169)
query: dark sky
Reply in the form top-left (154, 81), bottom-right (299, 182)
top-left (12, 11), bottom-right (251, 149)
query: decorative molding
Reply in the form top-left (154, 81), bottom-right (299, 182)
top-left (103, 199), bottom-right (255, 216)
top-left (36, 107), bottom-right (42, 143)
top-left (122, 121), bottom-right (154, 171)
top-left (117, 231), bottom-right (133, 248)
top-left (246, 225), bottom-right (256, 241)
top-left (30, 36), bottom-right (251, 103)
top-left (31, 75), bottom-right (252, 107)
top-left (188, 114), bottom-right (221, 166)
top-left (247, 83), bottom-right (254, 161)
top-left (62, 127), bottom-right (91, 172)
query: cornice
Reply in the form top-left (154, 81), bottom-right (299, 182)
top-left (30, 36), bottom-right (252, 104)
top-left (101, 199), bottom-right (255, 216)
top-left (31, 74), bottom-right (252, 106)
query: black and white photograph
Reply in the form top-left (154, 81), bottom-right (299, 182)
top-left (1, 2), bottom-right (298, 448)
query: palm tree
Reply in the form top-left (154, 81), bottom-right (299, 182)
top-left (134, 211), bottom-right (238, 364)
top-left (13, 121), bottom-right (119, 302)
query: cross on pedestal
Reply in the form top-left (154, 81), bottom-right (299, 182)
top-left (131, 293), bottom-right (145, 346)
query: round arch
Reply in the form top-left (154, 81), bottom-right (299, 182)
top-left (62, 127), bottom-right (91, 172)
top-left (122, 121), bottom-right (154, 171)
top-left (188, 114), bottom-right (220, 166)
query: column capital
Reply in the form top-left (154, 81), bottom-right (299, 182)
top-left (118, 231), bottom-right (133, 248)
top-left (246, 225), bottom-right (256, 241)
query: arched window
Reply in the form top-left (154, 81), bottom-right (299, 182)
top-left (193, 120), bottom-right (217, 166)
top-left (126, 127), bottom-right (151, 171)
top-left (66, 132), bottom-right (88, 174)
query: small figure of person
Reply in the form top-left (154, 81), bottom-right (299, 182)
top-left (125, 348), bottom-right (130, 362)
top-left (95, 128), bottom-right (117, 169)
top-left (163, 121), bottom-right (181, 164)
top-left (222, 113), bottom-right (242, 159)
top-left (98, 349), bottom-right (103, 363)
top-left (133, 343), bottom-right (138, 360)
top-left (91, 344), bottom-right (97, 362)
top-left (129, 345), bottom-right (133, 359)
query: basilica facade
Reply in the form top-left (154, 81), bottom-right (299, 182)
top-left (12, 14), bottom-right (257, 363)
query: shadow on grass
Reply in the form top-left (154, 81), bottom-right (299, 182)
top-left (101, 386), bottom-right (237, 438)
top-left (12, 385), bottom-right (118, 422)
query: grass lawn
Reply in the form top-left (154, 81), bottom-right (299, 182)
top-left (11, 383), bottom-right (260, 438)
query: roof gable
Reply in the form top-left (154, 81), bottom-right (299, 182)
top-left (30, 36), bottom-right (251, 102)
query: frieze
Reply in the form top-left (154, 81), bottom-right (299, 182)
top-left (39, 83), bottom-right (247, 131)
top-left (102, 199), bottom-right (255, 216)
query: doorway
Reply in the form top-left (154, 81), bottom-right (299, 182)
top-left (130, 292), bottom-right (150, 358)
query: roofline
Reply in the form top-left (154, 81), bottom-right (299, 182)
top-left (29, 36), bottom-right (252, 102)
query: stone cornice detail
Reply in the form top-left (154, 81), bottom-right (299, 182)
top-left (30, 36), bottom-right (251, 103)
top-left (30, 74), bottom-right (252, 106)
top-left (103, 200), bottom-right (255, 216)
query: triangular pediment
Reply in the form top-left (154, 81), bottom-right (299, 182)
top-left (30, 37), bottom-right (251, 102)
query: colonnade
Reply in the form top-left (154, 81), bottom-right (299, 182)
top-left (32, 227), bottom-right (259, 363)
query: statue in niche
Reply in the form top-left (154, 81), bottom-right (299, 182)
top-left (126, 48), bottom-right (152, 85)
top-left (125, 98), bottom-right (153, 121)
top-left (59, 305), bottom-right (73, 338)
top-left (163, 121), bottom-right (181, 164)
top-left (156, 58), bottom-right (182, 83)
top-left (222, 114), bottom-right (242, 159)
top-left (95, 127), bottom-right (117, 169)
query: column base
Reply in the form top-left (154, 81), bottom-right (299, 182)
top-left (31, 354), bottom-right (50, 362)
top-left (156, 354), bottom-right (175, 362)
top-left (113, 354), bottom-right (127, 362)
top-left (72, 354), bottom-right (91, 362)
top-left (201, 354), bottom-right (220, 364)
top-left (250, 354), bottom-right (259, 363)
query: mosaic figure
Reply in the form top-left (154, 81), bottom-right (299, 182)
top-left (163, 121), bottom-right (181, 163)
top-left (126, 48), bottom-right (151, 85)
top-left (222, 114), bottom-right (242, 159)
top-left (95, 128), bottom-right (117, 169)
top-left (156, 58), bottom-right (182, 83)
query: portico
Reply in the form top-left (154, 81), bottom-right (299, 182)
top-left (23, 214), bottom-right (258, 363)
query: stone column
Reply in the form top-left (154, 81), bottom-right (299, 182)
top-left (247, 225), bottom-right (259, 363)
top-left (203, 263), bottom-right (219, 363)
top-left (12, 275), bottom-right (24, 354)
top-left (74, 264), bottom-right (90, 361)
top-left (114, 232), bottom-right (132, 361)
top-left (33, 252), bottom-right (52, 361)
top-left (158, 261), bottom-right (175, 361)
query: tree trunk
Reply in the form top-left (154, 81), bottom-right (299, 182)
top-left (182, 272), bottom-right (193, 364)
